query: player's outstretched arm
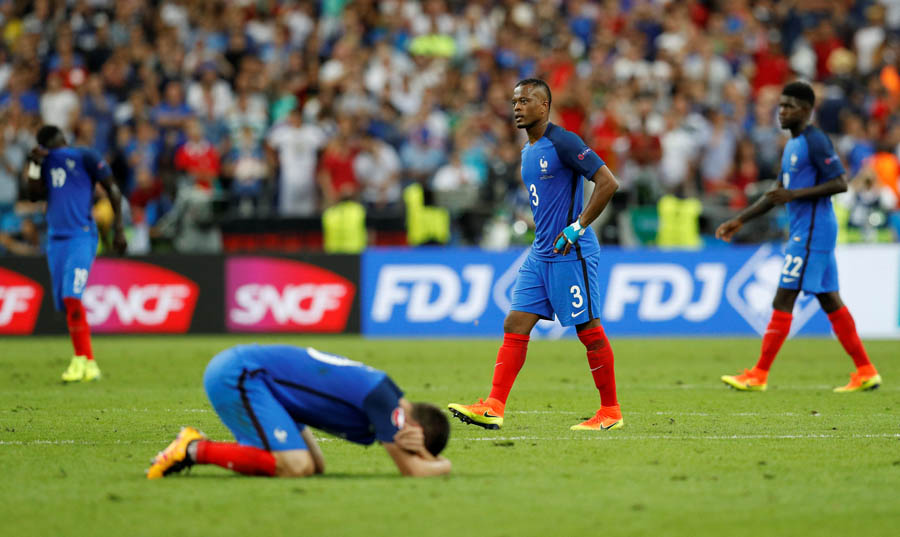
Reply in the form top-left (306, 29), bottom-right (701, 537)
top-left (554, 165), bottom-right (619, 255)
top-left (96, 175), bottom-right (127, 255)
top-left (716, 185), bottom-right (778, 242)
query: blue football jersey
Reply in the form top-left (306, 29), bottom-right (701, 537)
top-left (520, 123), bottom-right (604, 261)
top-left (42, 146), bottom-right (111, 238)
top-left (233, 344), bottom-right (404, 445)
top-left (780, 126), bottom-right (845, 251)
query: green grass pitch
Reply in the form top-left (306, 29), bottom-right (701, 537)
top-left (1, 335), bottom-right (898, 537)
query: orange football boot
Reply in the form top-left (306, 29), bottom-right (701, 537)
top-left (721, 368), bottom-right (768, 391)
top-left (447, 398), bottom-right (504, 429)
top-left (570, 405), bottom-right (624, 430)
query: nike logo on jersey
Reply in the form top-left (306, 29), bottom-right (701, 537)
top-left (782, 277), bottom-right (797, 283)
top-left (571, 309), bottom-right (585, 317)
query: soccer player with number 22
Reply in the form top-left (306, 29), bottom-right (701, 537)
top-left (26, 125), bottom-right (127, 383)
top-left (449, 79), bottom-right (624, 431)
top-left (717, 81), bottom-right (880, 393)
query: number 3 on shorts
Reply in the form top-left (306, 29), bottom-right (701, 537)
top-left (570, 285), bottom-right (583, 308)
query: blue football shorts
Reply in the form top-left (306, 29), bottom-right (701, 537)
top-left (510, 252), bottom-right (602, 327)
top-left (46, 233), bottom-right (98, 311)
top-left (778, 242), bottom-right (839, 294)
top-left (203, 347), bottom-right (308, 452)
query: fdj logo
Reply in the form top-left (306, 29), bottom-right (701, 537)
top-left (603, 263), bottom-right (726, 322)
top-left (372, 264), bottom-right (494, 322)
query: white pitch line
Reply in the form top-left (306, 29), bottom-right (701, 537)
top-left (467, 433), bottom-right (900, 441)
top-left (507, 410), bottom-right (896, 417)
top-left (2, 433), bottom-right (899, 447)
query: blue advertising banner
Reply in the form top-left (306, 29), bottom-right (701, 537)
top-left (361, 245), bottom-right (835, 338)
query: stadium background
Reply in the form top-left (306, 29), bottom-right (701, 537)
top-left (2, 0), bottom-right (900, 339)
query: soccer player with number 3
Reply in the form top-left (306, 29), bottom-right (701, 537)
top-left (717, 81), bottom-right (881, 393)
top-left (26, 125), bottom-right (127, 382)
top-left (448, 79), bottom-right (624, 431)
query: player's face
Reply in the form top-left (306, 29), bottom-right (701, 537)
top-left (512, 85), bottom-right (548, 129)
top-left (777, 96), bottom-right (808, 130)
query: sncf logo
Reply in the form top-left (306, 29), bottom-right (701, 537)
top-left (83, 259), bottom-right (199, 333)
top-left (0, 267), bottom-right (43, 334)
top-left (226, 257), bottom-right (355, 332)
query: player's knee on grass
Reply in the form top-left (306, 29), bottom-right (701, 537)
top-left (273, 450), bottom-right (318, 477)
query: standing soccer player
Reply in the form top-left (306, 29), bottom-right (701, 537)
top-left (717, 81), bottom-right (880, 392)
top-left (26, 125), bottom-right (126, 382)
top-left (448, 79), bottom-right (623, 430)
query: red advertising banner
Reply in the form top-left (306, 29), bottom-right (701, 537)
top-left (226, 257), bottom-right (356, 332)
top-left (0, 266), bottom-right (44, 335)
top-left (83, 259), bottom-right (200, 333)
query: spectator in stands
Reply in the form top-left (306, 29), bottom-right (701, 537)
top-left (318, 115), bottom-right (360, 209)
top-left (224, 125), bottom-right (269, 217)
top-left (125, 120), bottom-right (162, 195)
top-left (80, 74), bottom-right (116, 157)
top-left (40, 71), bottom-right (79, 136)
top-left (266, 106), bottom-right (327, 217)
top-left (0, 0), bottom-right (899, 255)
top-left (354, 131), bottom-right (402, 214)
top-left (174, 119), bottom-right (220, 191)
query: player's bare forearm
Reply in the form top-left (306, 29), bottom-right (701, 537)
top-left (382, 442), bottom-right (451, 477)
top-left (579, 166), bottom-right (619, 226)
top-left (736, 194), bottom-right (775, 224)
top-left (300, 428), bottom-right (325, 474)
top-left (786, 175), bottom-right (848, 201)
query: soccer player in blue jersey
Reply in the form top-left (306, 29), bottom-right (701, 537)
top-left (26, 125), bottom-right (126, 383)
top-left (147, 344), bottom-right (451, 478)
top-left (448, 78), bottom-right (623, 431)
top-left (717, 81), bottom-right (881, 393)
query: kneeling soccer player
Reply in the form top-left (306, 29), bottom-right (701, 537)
top-left (147, 344), bottom-right (451, 479)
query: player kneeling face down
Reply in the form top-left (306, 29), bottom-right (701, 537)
top-left (147, 345), bottom-right (451, 479)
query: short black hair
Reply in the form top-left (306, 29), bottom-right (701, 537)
top-left (515, 78), bottom-right (552, 106)
top-left (782, 81), bottom-right (815, 107)
top-left (411, 402), bottom-right (450, 456)
top-left (36, 125), bottom-right (64, 147)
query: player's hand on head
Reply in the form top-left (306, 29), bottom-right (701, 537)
top-left (392, 424), bottom-right (426, 455)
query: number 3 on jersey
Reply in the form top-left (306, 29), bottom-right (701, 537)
top-left (529, 184), bottom-right (539, 206)
top-left (51, 167), bottom-right (66, 188)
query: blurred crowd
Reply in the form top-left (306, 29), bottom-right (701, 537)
top-left (2, 0), bottom-right (900, 255)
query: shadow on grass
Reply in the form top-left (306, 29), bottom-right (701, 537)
top-left (148, 471), bottom-right (496, 480)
